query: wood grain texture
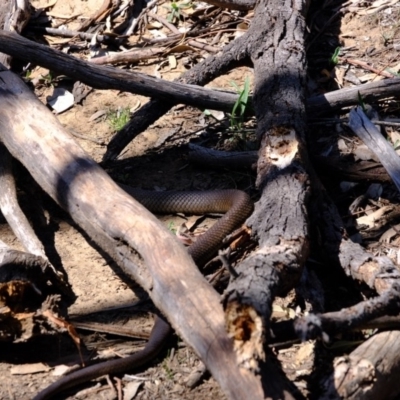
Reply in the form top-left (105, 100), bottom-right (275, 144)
top-left (322, 331), bottom-right (400, 400)
top-left (0, 69), bottom-right (264, 400)
top-left (0, 31), bottom-right (239, 112)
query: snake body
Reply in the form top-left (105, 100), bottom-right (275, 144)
top-left (123, 188), bottom-right (254, 265)
top-left (34, 188), bottom-right (253, 400)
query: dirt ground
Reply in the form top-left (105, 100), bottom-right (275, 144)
top-left (1, 0), bottom-right (400, 399)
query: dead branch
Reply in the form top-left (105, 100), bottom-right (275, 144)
top-left (0, 2), bottom-right (52, 257)
top-left (89, 46), bottom-right (165, 65)
top-left (306, 142), bottom-right (400, 398)
top-left (295, 284), bottom-right (400, 341)
top-left (188, 143), bottom-right (257, 170)
top-left (103, 31), bottom-right (251, 161)
top-left (307, 77), bottom-right (400, 115)
top-left (321, 330), bottom-right (400, 399)
top-left (311, 172), bottom-right (400, 295)
top-left (0, 31), bottom-right (240, 112)
top-left (76, 0), bottom-right (115, 32)
top-left (28, 26), bottom-right (126, 45)
top-left (104, 75), bottom-right (400, 160)
top-left (0, 68), bottom-right (264, 400)
top-left (201, 0), bottom-right (255, 10)
top-left (0, 31), bottom-right (397, 164)
top-left (0, 239), bottom-right (70, 342)
top-left (0, 0), bottom-right (30, 67)
top-left (0, 1), bottom-right (72, 344)
top-left (0, 144), bottom-right (48, 258)
top-left (222, 0), bottom-right (310, 383)
top-left (0, 3), bottom-right (52, 261)
top-left (348, 107), bottom-right (400, 192)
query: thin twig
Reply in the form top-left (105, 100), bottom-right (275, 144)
top-left (29, 26), bottom-right (126, 44)
top-left (69, 129), bottom-right (106, 145)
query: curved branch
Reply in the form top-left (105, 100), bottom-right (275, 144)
top-left (103, 32), bottom-right (251, 161)
top-left (202, 0), bottom-right (255, 10)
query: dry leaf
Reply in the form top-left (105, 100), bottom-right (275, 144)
top-left (166, 44), bottom-right (197, 54)
top-left (337, 138), bottom-right (348, 152)
top-left (148, 29), bottom-right (166, 39)
top-left (52, 364), bottom-right (75, 376)
top-left (36, 0), bottom-right (59, 10)
top-left (43, 35), bottom-right (72, 45)
top-left (333, 66), bottom-right (345, 87)
top-left (168, 55), bottom-right (177, 69)
top-left (176, 223), bottom-right (194, 246)
top-left (356, 206), bottom-right (391, 228)
top-left (235, 22), bottom-right (248, 39)
top-left (43, 310), bottom-right (83, 365)
top-left (146, 21), bottom-right (163, 29)
top-left (358, 73), bottom-right (385, 82)
top-left (123, 381), bottom-right (143, 400)
top-left (353, 144), bottom-right (379, 162)
top-left (388, 130), bottom-right (400, 155)
top-left (206, 110), bottom-right (225, 121)
top-left (11, 363), bottom-right (50, 375)
top-left (130, 100), bottom-right (141, 112)
top-left (89, 110), bottom-right (107, 121)
top-left (358, 0), bottom-right (398, 15)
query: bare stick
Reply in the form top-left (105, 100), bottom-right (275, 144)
top-left (103, 31), bottom-right (250, 160)
top-left (0, 31), bottom-right (240, 112)
top-left (348, 106), bottom-right (400, 193)
top-left (0, 1), bottom-right (51, 260)
top-left (322, 331), bottom-right (400, 399)
top-left (307, 78), bottom-right (400, 115)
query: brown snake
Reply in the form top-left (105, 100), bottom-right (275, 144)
top-left (33, 188), bottom-right (253, 400)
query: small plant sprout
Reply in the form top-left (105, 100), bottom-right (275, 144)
top-left (393, 139), bottom-right (400, 152)
top-left (357, 92), bottom-right (367, 112)
top-left (229, 76), bottom-right (251, 135)
top-left (107, 107), bottom-right (131, 131)
top-left (330, 47), bottom-right (341, 66)
top-left (167, 221), bottom-right (176, 234)
top-left (164, 1), bottom-right (192, 23)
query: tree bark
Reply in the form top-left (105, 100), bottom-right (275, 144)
top-left (103, 32), bottom-right (251, 161)
top-left (222, 0), bottom-right (311, 379)
top-left (321, 331), bottom-right (400, 400)
top-left (0, 68), bottom-right (264, 400)
top-left (307, 77), bottom-right (400, 115)
top-left (0, 31), bottom-right (240, 112)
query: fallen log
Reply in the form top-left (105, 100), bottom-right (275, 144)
top-left (321, 330), bottom-right (400, 400)
top-left (0, 67), bottom-right (264, 399)
top-left (0, 0), bottom-right (73, 344)
top-left (222, 0), bottom-right (310, 380)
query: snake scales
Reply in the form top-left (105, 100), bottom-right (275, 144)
top-left (33, 188), bottom-right (253, 400)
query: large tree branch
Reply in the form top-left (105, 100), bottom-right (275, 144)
top-left (0, 68), bottom-right (264, 400)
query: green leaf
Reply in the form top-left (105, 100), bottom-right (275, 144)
top-left (330, 47), bottom-right (341, 65)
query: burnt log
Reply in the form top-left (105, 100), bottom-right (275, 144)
top-left (222, 0), bottom-right (311, 381)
